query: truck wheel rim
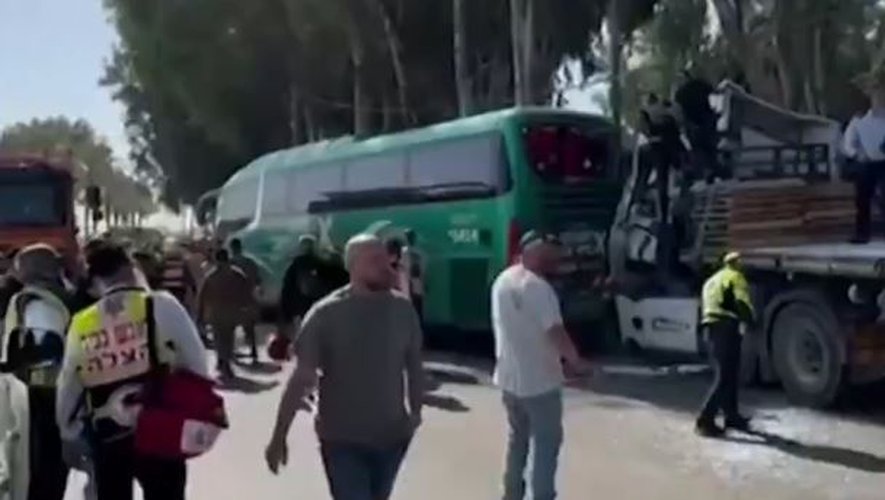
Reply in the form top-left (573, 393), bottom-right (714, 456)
top-left (787, 316), bottom-right (829, 391)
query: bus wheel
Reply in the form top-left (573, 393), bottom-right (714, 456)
top-left (771, 300), bottom-right (845, 408)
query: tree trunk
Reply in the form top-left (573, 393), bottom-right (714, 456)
top-left (522, 0), bottom-right (534, 104)
top-left (710, 0), bottom-right (748, 64)
top-left (812, 25), bottom-right (826, 115)
top-left (288, 85), bottom-right (304, 145)
top-left (608, 0), bottom-right (623, 130)
top-left (607, 0), bottom-right (624, 176)
top-left (304, 107), bottom-right (317, 142)
top-left (510, 0), bottom-right (527, 106)
top-left (370, 0), bottom-right (413, 124)
top-left (382, 92), bottom-right (394, 131)
top-left (453, 0), bottom-right (473, 116)
top-left (346, 15), bottom-right (370, 136)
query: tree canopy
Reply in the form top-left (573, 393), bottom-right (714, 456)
top-left (102, 0), bottom-right (885, 206)
top-left (102, 0), bottom-right (621, 204)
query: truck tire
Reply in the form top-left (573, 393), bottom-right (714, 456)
top-left (771, 300), bottom-right (845, 408)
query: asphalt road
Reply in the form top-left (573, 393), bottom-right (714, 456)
top-left (64, 346), bottom-right (885, 499)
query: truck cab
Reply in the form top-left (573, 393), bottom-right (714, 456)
top-left (0, 156), bottom-right (79, 275)
top-left (607, 81), bottom-right (885, 407)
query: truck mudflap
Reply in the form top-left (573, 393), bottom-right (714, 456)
top-left (849, 322), bottom-right (885, 384)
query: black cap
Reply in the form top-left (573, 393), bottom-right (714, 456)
top-left (518, 230), bottom-right (560, 252)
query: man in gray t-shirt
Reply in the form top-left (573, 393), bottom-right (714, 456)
top-left (265, 234), bottom-right (424, 500)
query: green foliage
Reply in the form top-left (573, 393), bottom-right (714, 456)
top-left (101, 0), bottom-right (615, 204)
top-left (0, 117), bottom-right (154, 217)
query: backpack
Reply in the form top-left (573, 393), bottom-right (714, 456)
top-left (1, 288), bottom-right (70, 387)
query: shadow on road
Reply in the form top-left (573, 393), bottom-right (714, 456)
top-left (725, 430), bottom-right (885, 473)
top-left (423, 393), bottom-right (470, 412)
top-left (217, 375), bottom-right (280, 394)
top-left (420, 365), bottom-right (475, 413)
top-left (582, 366), bottom-right (885, 426)
top-left (233, 359), bottom-right (284, 375)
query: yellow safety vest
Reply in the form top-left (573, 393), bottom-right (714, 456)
top-left (67, 289), bottom-right (167, 390)
top-left (701, 266), bottom-right (755, 327)
top-left (2, 286), bottom-right (71, 387)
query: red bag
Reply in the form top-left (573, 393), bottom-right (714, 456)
top-left (134, 297), bottom-right (229, 460)
top-left (267, 332), bottom-right (292, 361)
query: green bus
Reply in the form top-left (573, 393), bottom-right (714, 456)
top-left (215, 107), bottom-right (622, 331)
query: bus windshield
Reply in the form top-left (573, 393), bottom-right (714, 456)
top-left (525, 124), bottom-right (611, 182)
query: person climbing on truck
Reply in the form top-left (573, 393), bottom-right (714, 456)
top-left (695, 251), bottom-right (756, 438)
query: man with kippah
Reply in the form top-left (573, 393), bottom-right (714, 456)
top-left (695, 251), bottom-right (756, 437)
top-left (1, 244), bottom-right (73, 500)
top-left (491, 230), bottom-right (592, 500)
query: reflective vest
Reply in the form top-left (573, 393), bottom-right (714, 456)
top-left (701, 266), bottom-right (755, 327)
top-left (2, 286), bottom-right (70, 387)
top-left (68, 289), bottom-right (170, 440)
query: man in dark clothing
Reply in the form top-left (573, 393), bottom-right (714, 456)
top-left (230, 238), bottom-right (262, 362)
top-left (674, 70), bottom-right (721, 181)
top-left (279, 235), bottom-right (329, 329)
top-left (197, 249), bottom-right (251, 379)
top-left (696, 252), bottom-right (755, 437)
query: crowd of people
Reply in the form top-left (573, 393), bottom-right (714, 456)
top-left (0, 222), bottom-right (599, 500)
top-left (0, 225), bottom-right (433, 500)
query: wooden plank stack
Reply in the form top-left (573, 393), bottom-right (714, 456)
top-left (690, 181), bottom-right (877, 264)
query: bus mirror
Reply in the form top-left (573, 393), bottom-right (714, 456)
top-left (86, 185), bottom-right (102, 210)
top-left (92, 209), bottom-right (104, 223)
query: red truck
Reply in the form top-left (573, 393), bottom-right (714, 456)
top-left (0, 155), bottom-right (80, 274)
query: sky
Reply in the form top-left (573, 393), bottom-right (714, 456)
top-left (0, 0), bottom-right (187, 230)
top-left (0, 0), bottom-right (128, 159)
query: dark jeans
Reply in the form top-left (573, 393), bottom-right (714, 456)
top-left (697, 321), bottom-right (743, 425)
top-left (28, 387), bottom-right (69, 500)
top-left (92, 436), bottom-right (187, 500)
top-left (320, 440), bottom-right (411, 500)
top-left (210, 321), bottom-right (236, 375)
top-left (854, 161), bottom-right (885, 241)
top-left (685, 120), bottom-right (722, 181)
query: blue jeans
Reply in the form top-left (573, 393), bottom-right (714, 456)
top-left (320, 440), bottom-right (411, 500)
top-left (502, 389), bottom-right (563, 500)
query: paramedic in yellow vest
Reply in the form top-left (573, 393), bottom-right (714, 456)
top-left (2, 245), bottom-right (72, 500)
top-left (695, 252), bottom-right (756, 438)
top-left (55, 241), bottom-right (209, 500)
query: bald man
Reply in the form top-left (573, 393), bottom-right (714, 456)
top-left (265, 234), bottom-right (424, 500)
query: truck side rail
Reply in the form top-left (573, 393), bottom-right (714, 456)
top-left (720, 143), bottom-right (831, 182)
top-left (740, 244), bottom-right (885, 280)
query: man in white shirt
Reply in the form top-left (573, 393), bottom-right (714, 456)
top-left (491, 231), bottom-right (591, 500)
top-left (844, 65), bottom-right (885, 243)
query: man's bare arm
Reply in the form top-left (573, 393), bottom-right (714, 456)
top-left (270, 361), bottom-right (318, 442)
top-left (548, 323), bottom-right (581, 365)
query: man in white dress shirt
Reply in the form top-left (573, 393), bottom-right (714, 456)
top-left (844, 64), bottom-right (885, 243)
